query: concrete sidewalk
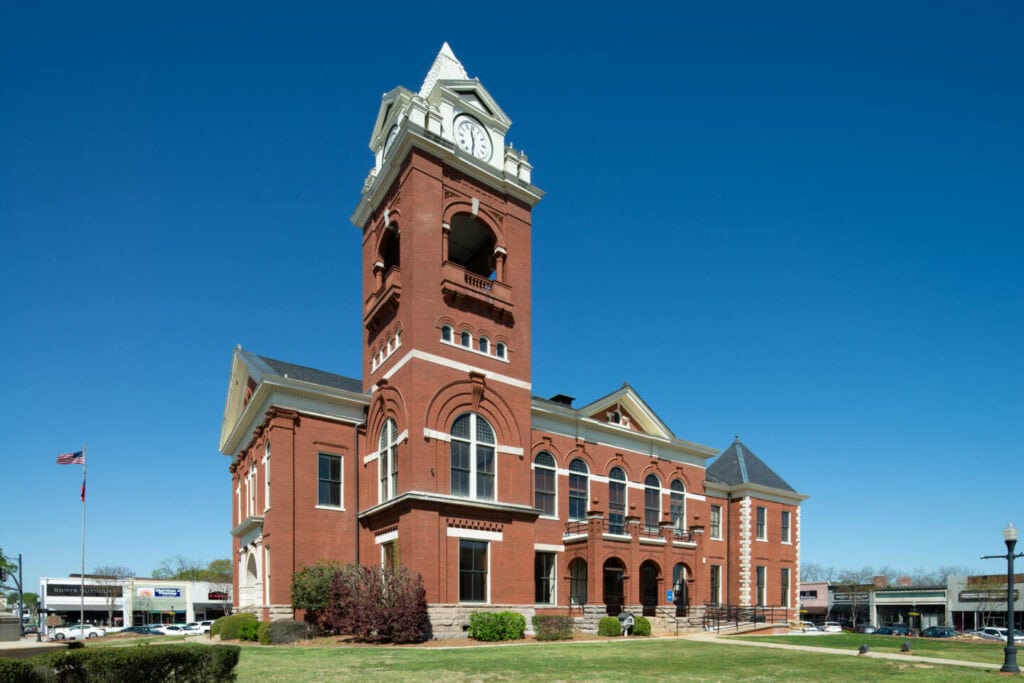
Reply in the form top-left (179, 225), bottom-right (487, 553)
top-left (685, 632), bottom-right (1002, 671)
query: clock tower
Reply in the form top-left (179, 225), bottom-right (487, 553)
top-left (350, 44), bottom-right (544, 605)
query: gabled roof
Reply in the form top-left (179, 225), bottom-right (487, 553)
top-left (576, 383), bottom-right (675, 439)
top-left (706, 438), bottom-right (797, 493)
top-left (239, 349), bottom-right (363, 394)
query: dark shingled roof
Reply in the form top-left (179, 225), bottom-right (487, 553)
top-left (707, 439), bottom-right (797, 493)
top-left (254, 353), bottom-right (365, 395)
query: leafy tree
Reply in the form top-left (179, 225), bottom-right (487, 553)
top-left (290, 560), bottom-right (342, 628)
top-left (6, 591), bottom-right (38, 612)
top-left (152, 555), bottom-right (205, 580)
top-left (203, 559), bottom-right (232, 584)
top-left (326, 564), bottom-right (429, 643)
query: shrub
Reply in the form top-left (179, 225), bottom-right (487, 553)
top-left (236, 620), bottom-right (260, 642)
top-left (291, 559), bottom-right (342, 629)
top-left (0, 658), bottom-right (40, 683)
top-left (468, 611), bottom-right (526, 641)
top-left (327, 564), bottom-right (430, 643)
top-left (267, 618), bottom-right (318, 644)
top-left (633, 616), bottom-right (651, 636)
top-left (35, 643), bottom-right (240, 682)
top-left (532, 615), bottom-right (574, 641)
top-left (216, 612), bottom-right (259, 641)
top-left (257, 620), bottom-right (271, 645)
top-left (598, 616), bottom-right (622, 637)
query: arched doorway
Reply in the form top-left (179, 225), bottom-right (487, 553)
top-left (602, 558), bottom-right (625, 615)
top-left (673, 563), bottom-right (689, 617)
top-left (244, 553), bottom-right (259, 607)
top-left (640, 560), bottom-right (661, 617)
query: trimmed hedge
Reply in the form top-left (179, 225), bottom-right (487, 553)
top-left (27, 643), bottom-right (240, 682)
top-left (267, 619), bottom-right (318, 644)
top-left (215, 612), bottom-right (259, 641)
top-left (532, 615), bottom-right (574, 641)
top-left (467, 611), bottom-right (526, 641)
top-left (598, 616), bottom-right (622, 637)
top-left (0, 658), bottom-right (39, 683)
top-left (257, 620), bottom-right (271, 645)
top-left (633, 616), bottom-right (651, 636)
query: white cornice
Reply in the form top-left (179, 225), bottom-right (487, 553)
top-left (704, 480), bottom-right (808, 505)
top-left (357, 490), bottom-right (539, 519)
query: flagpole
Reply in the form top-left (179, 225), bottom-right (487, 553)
top-left (80, 443), bottom-right (86, 628)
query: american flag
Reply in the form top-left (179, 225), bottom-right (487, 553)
top-left (56, 451), bottom-right (85, 465)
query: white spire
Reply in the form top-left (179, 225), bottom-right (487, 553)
top-left (418, 42), bottom-right (469, 96)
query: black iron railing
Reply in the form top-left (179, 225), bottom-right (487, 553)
top-left (702, 603), bottom-right (789, 632)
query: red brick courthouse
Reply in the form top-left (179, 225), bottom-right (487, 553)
top-left (218, 44), bottom-right (807, 637)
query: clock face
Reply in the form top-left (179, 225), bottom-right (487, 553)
top-left (383, 125), bottom-right (399, 158)
top-left (454, 116), bottom-right (491, 161)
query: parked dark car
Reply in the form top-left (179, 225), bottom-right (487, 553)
top-left (920, 626), bottom-right (955, 638)
top-left (877, 624), bottom-right (912, 636)
top-left (120, 625), bottom-right (164, 635)
top-left (854, 624), bottom-right (877, 634)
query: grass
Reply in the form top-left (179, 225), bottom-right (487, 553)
top-left (735, 633), bottom-right (1008, 665)
top-left (230, 638), bottom-right (1004, 682)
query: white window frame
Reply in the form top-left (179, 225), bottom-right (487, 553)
top-left (458, 539), bottom-right (490, 604)
top-left (710, 564), bottom-right (722, 604)
top-left (669, 479), bottom-right (685, 532)
top-left (643, 474), bottom-right (661, 531)
top-left (567, 459), bottom-right (589, 522)
top-left (441, 324), bottom-right (453, 343)
top-left (780, 567), bottom-right (791, 608)
top-left (781, 510), bottom-right (792, 544)
top-left (710, 504), bottom-right (722, 540)
top-left (756, 505), bottom-right (767, 541)
top-left (246, 466), bottom-right (256, 517)
top-left (450, 413), bottom-right (496, 500)
top-left (495, 342), bottom-right (507, 359)
top-left (532, 452), bottom-right (557, 519)
top-left (316, 452), bottom-right (344, 510)
top-left (534, 551), bottom-right (556, 605)
top-left (756, 565), bottom-right (767, 606)
top-left (379, 418), bottom-right (399, 502)
top-left (263, 442), bottom-right (271, 512)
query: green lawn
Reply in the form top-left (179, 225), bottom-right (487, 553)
top-left (735, 633), bottom-right (1008, 665)
top-left (231, 638), bottom-right (1003, 682)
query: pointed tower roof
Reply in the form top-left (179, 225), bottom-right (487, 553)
top-left (706, 438), bottom-right (798, 493)
top-left (419, 42), bottom-right (470, 96)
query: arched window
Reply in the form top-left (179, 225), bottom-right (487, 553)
top-left (263, 441), bottom-right (270, 511)
top-left (644, 474), bottom-right (661, 531)
top-left (380, 223), bottom-right (400, 271)
top-left (670, 479), bottom-right (686, 533)
top-left (569, 558), bottom-right (588, 606)
top-left (568, 459), bottom-right (589, 521)
top-left (449, 213), bottom-right (496, 278)
top-left (378, 418), bottom-right (398, 502)
top-left (441, 325), bottom-right (453, 343)
top-left (495, 342), bottom-right (506, 359)
top-left (608, 467), bottom-right (627, 534)
top-left (450, 413), bottom-right (495, 500)
top-left (533, 452), bottom-right (556, 517)
top-left (478, 336), bottom-right (489, 354)
top-left (460, 330), bottom-right (472, 347)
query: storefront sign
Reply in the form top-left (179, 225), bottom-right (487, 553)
top-left (46, 584), bottom-right (122, 598)
top-left (155, 588), bottom-right (181, 598)
top-left (208, 591), bottom-right (228, 601)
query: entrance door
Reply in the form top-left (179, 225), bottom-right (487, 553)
top-left (640, 561), bottom-right (660, 617)
top-left (673, 563), bottom-right (689, 617)
top-left (602, 558), bottom-right (625, 615)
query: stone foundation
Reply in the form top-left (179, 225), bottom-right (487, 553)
top-left (427, 604), bottom-right (538, 640)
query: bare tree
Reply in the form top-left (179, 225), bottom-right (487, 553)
top-left (801, 563), bottom-right (837, 583)
top-left (91, 565), bottom-right (132, 627)
top-left (152, 556), bottom-right (204, 581)
top-left (834, 567), bottom-right (875, 628)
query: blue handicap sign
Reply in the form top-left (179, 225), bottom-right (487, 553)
top-left (666, 589), bottom-right (674, 603)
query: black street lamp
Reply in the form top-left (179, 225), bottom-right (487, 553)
top-left (981, 522), bottom-right (1023, 674)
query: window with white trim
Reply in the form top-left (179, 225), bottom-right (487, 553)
top-left (263, 441), bottom-right (270, 511)
top-left (382, 542), bottom-right (397, 571)
top-left (459, 539), bottom-right (488, 602)
top-left (450, 413), bottom-right (495, 500)
top-left (379, 418), bottom-right (398, 502)
top-left (756, 565), bottom-right (767, 606)
top-left (495, 342), bottom-right (506, 359)
top-left (534, 552), bottom-right (556, 604)
top-left (781, 510), bottom-right (791, 544)
top-left (643, 474), bottom-right (661, 531)
top-left (780, 567), bottom-right (791, 607)
top-left (478, 337), bottom-right (489, 354)
top-left (569, 558), bottom-right (587, 605)
top-left (608, 467), bottom-right (626, 534)
top-left (460, 330), bottom-right (471, 347)
top-left (710, 564), bottom-right (721, 604)
top-left (533, 452), bottom-right (556, 517)
top-left (246, 465), bottom-right (256, 517)
top-left (710, 504), bottom-right (722, 539)
top-left (568, 459), bottom-right (589, 521)
top-left (317, 453), bottom-right (343, 507)
top-left (670, 479), bottom-right (685, 532)
top-left (756, 506), bottom-right (767, 540)
top-left (441, 324), bottom-right (453, 343)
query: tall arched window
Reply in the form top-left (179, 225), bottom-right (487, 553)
top-left (263, 441), bottom-right (270, 511)
top-left (379, 418), bottom-right (398, 502)
top-left (608, 467), bottom-right (627, 534)
top-left (533, 452), bottom-right (556, 517)
top-left (670, 479), bottom-right (686, 533)
top-left (644, 474), bottom-right (661, 531)
top-left (568, 459), bottom-right (589, 521)
top-left (450, 413), bottom-right (495, 500)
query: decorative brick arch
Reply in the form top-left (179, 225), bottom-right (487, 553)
top-left (530, 438), bottom-right (563, 461)
top-left (600, 453), bottom-right (634, 480)
top-left (423, 374), bottom-right (520, 447)
top-left (442, 201), bottom-right (507, 249)
top-left (367, 380), bottom-right (409, 441)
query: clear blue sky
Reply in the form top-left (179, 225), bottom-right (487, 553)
top-left (2, 1), bottom-right (1021, 592)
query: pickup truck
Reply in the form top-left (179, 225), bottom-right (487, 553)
top-left (51, 624), bottom-right (106, 640)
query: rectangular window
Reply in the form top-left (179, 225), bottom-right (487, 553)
top-left (450, 440), bottom-right (471, 497)
top-left (317, 453), bottom-right (342, 507)
top-left (247, 467), bottom-right (256, 517)
top-left (644, 486), bottom-right (660, 532)
top-left (382, 542), bottom-right (397, 571)
top-left (608, 481), bottom-right (626, 534)
top-left (781, 510), bottom-right (791, 544)
top-left (710, 505), bottom-right (722, 539)
top-left (568, 472), bottom-right (587, 521)
top-left (459, 540), bottom-right (488, 602)
top-left (756, 566), bottom-right (766, 606)
top-left (780, 567), bottom-right (791, 607)
top-left (263, 455), bottom-right (271, 511)
top-left (710, 565), bottom-right (721, 604)
top-left (534, 552), bottom-right (556, 604)
top-left (756, 506), bottom-right (767, 540)
top-left (476, 444), bottom-right (495, 500)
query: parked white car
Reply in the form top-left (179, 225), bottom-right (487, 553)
top-left (823, 622), bottom-right (843, 633)
top-left (52, 624), bottom-right (106, 640)
top-left (796, 621), bottom-right (820, 632)
top-left (974, 627), bottom-right (1024, 642)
